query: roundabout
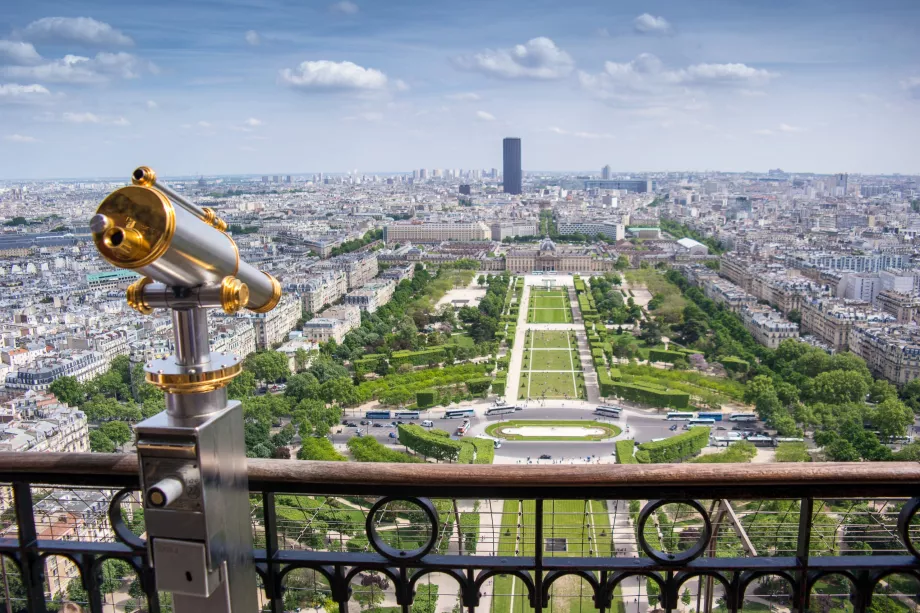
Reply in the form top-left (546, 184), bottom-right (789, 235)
top-left (484, 420), bottom-right (621, 441)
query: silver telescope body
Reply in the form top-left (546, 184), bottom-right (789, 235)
top-left (89, 166), bottom-right (280, 314)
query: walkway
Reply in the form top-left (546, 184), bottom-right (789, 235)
top-left (506, 284), bottom-right (530, 401)
top-left (568, 285), bottom-right (600, 404)
top-left (607, 500), bottom-right (648, 613)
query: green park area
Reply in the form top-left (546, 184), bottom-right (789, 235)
top-left (527, 288), bottom-right (573, 324)
top-left (485, 420), bottom-right (621, 441)
top-left (492, 499), bottom-right (616, 613)
top-left (519, 330), bottom-right (585, 400)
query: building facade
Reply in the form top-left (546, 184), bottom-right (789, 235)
top-left (240, 297), bottom-right (303, 350)
top-left (384, 222), bottom-right (490, 244)
top-left (505, 238), bottom-right (613, 273)
top-left (302, 305), bottom-right (361, 345)
top-left (344, 280), bottom-right (396, 313)
top-left (503, 137), bottom-right (522, 195)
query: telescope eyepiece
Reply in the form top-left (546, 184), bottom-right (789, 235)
top-left (132, 166), bottom-right (157, 187)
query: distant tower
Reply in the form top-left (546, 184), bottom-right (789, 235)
top-left (601, 165), bottom-right (611, 180)
top-left (503, 137), bottom-right (522, 195)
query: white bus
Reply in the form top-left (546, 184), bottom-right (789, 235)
top-left (729, 413), bottom-right (758, 422)
top-left (666, 412), bottom-right (695, 421)
top-left (686, 418), bottom-right (716, 427)
top-left (594, 406), bottom-right (621, 418)
top-left (486, 406), bottom-right (519, 416)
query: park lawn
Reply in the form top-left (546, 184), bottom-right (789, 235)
top-left (531, 296), bottom-right (568, 309)
top-left (450, 333), bottom-right (476, 348)
top-left (529, 349), bottom-right (575, 371)
top-left (528, 308), bottom-right (572, 324)
top-left (530, 330), bottom-right (572, 349)
top-left (528, 372), bottom-right (578, 399)
top-left (517, 373), bottom-right (529, 400)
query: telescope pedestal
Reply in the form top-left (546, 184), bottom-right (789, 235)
top-left (135, 306), bottom-right (258, 613)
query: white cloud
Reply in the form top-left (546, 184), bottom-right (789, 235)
top-left (0, 83), bottom-right (51, 104)
top-left (475, 110), bottom-right (496, 121)
top-left (245, 30), bottom-right (260, 46)
top-left (547, 126), bottom-right (613, 139)
top-left (197, 121), bottom-right (212, 128)
top-left (112, 116), bottom-right (130, 126)
top-left (279, 60), bottom-right (389, 91)
top-left (778, 123), bottom-right (803, 133)
top-left (453, 37), bottom-right (574, 80)
top-left (901, 76), bottom-right (920, 99)
top-left (446, 92), bottom-right (480, 101)
top-left (329, 1), bottom-right (359, 14)
top-left (146, 100), bottom-right (157, 109)
top-left (19, 17), bottom-right (133, 47)
top-left (1, 52), bottom-right (155, 84)
top-left (0, 41), bottom-right (42, 66)
top-left (633, 14), bottom-right (672, 35)
top-left (244, 117), bottom-right (263, 127)
top-left (579, 53), bottom-right (778, 108)
top-left (5, 134), bottom-right (39, 143)
top-left (63, 111), bottom-right (101, 123)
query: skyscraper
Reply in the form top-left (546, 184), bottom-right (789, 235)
top-left (601, 165), bottom-right (611, 180)
top-left (503, 137), bottom-right (522, 195)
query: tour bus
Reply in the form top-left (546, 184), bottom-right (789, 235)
top-left (773, 437), bottom-right (805, 446)
top-left (729, 413), bottom-right (758, 422)
top-left (696, 412), bottom-right (723, 422)
top-left (457, 421), bottom-right (470, 436)
top-left (394, 411), bottom-right (420, 419)
top-left (365, 410), bottom-right (392, 420)
top-left (685, 418), bottom-right (716, 428)
top-left (748, 435), bottom-right (774, 447)
top-left (445, 408), bottom-right (475, 419)
top-left (666, 412), bottom-right (695, 421)
top-left (594, 406), bottom-right (621, 418)
top-left (486, 405), bottom-right (520, 416)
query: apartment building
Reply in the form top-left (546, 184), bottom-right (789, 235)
top-left (383, 221), bottom-right (490, 244)
top-left (5, 351), bottom-right (108, 392)
top-left (379, 263), bottom-right (415, 284)
top-left (344, 280), bottom-right (396, 314)
top-left (555, 220), bottom-right (625, 241)
top-left (490, 221), bottom-right (538, 241)
top-left (85, 270), bottom-right (141, 291)
top-left (239, 297), bottom-right (303, 350)
top-left (313, 252), bottom-right (379, 290)
top-left (800, 297), bottom-right (894, 353)
top-left (290, 271), bottom-right (349, 315)
top-left (740, 305), bottom-right (799, 349)
top-left (848, 324), bottom-right (920, 385)
top-left (702, 277), bottom-right (758, 313)
top-left (210, 320), bottom-right (257, 359)
top-left (875, 290), bottom-right (920, 324)
top-left (719, 255), bottom-right (756, 292)
top-left (302, 304), bottom-right (361, 344)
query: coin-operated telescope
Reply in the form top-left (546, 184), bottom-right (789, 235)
top-left (91, 167), bottom-right (280, 613)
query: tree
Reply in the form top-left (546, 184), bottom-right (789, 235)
top-left (614, 255), bottom-right (630, 271)
top-left (477, 275), bottom-right (486, 287)
top-left (285, 373), bottom-right (321, 402)
top-left (900, 379), bottom-right (920, 413)
top-left (228, 370), bottom-right (257, 399)
top-left (90, 430), bottom-right (116, 453)
top-left (100, 421), bottom-right (132, 449)
top-left (682, 589), bottom-right (692, 607)
top-left (244, 351), bottom-right (291, 383)
top-left (638, 320), bottom-right (662, 346)
top-left (50, 376), bottom-right (84, 407)
top-left (298, 437), bottom-right (347, 461)
top-left (307, 357), bottom-right (349, 384)
top-left (811, 370), bottom-right (869, 405)
top-left (294, 348), bottom-right (310, 372)
top-left (873, 398), bottom-right (914, 438)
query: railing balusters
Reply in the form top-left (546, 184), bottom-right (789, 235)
top-left (261, 492), bottom-right (284, 613)
top-left (83, 555), bottom-right (104, 613)
top-left (534, 499), bottom-right (543, 613)
top-left (794, 497), bottom-right (813, 613)
top-left (12, 482), bottom-right (46, 613)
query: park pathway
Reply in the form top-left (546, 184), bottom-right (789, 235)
top-left (568, 285), bottom-right (600, 404)
top-left (506, 284), bottom-right (531, 401)
top-left (607, 500), bottom-right (649, 613)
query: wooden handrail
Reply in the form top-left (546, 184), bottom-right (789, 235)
top-left (1, 452), bottom-right (918, 499)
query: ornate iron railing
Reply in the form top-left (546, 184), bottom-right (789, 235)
top-left (1, 453), bottom-right (919, 613)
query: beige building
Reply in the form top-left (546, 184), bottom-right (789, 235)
top-left (344, 280), bottom-right (396, 313)
top-left (211, 320), bottom-right (257, 359)
top-left (314, 252), bottom-right (379, 290)
top-left (849, 324), bottom-right (920, 385)
top-left (302, 305), bottom-right (361, 344)
top-left (384, 221), bottom-right (490, 244)
top-left (800, 297), bottom-right (893, 352)
top-left (239, 297), bottom-right (303, 350)
top-left (875, 290), bottom-right (920, 324)
top-left (740, 305), bottom-right (799, 349)
top-left (292, 271), bottom-right (349, 315)
top-left (505, 238), bottom-right (614, 273)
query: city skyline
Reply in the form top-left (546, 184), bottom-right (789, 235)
top-left (0, 0), bottom-right (919, 180)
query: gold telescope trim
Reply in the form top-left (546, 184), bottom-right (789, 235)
top-left (131, 166), bottom-right (157, 187)
top-left (221, 276), bottom-right (249, 315)
top-left (202, 207), bottom-right (228, 232)
top-left (126, 277), bottom-right (155, 315)
top-left (249, 272), bottom-right (282, 313)
top-left (92, 185), bottom-right (176, 269)
top-left (146, 362), bottom-right (243, 394)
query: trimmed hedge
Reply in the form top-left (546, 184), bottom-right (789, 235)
top-left (635, 450), bottom-right (651, 463)
top-left (398, 424), bottom-right (462, 462)
top-left (390, 347), bottom-right (446, 367)
top-left (611, 382), bottom-right (690, 409)
top-left (609, 368), bottom-right (621, 380)
top-left (615, 440), bottom-right (637, 464)
top-left (720, 356), bottom-right (750, 373)
top-left (353, 354), bottom-right (385, 375)
top-left (597, 369), bottom-right (617, 397)
top-left (492, 378), bottom-right (506, 396)
top-left (416, 390), bottom-right (437, 408)
top-left (638, 427), bottom-right (710, 462)
top-left (648, 349), bottom-right (687, 364)
top-left (466, 377), bottom-right (492, 395)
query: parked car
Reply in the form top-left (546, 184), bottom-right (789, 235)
top-left (716, 426), bottom-right (726, 431)
top-left (421, 420), bottom-right (434, 427)
top-left (669, 425), bottom-right (679, 431)
top-left (346, 422), bottom-right (358, 428)
top-left (360, 420), bottom-right (369, 425)
top-left (539, 454), bottom-right (552, 460)
top-left (388, 432), bottom-right (397, 438)
top-left (372, 423), bottom-right (383, 428)
top-left (355, 431), bottom-right (363, 437)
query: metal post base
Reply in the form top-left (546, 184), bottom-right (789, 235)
top-left (136, 401), bottom-right (257, 613)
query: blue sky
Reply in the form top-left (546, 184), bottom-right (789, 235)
top-left (0, 0), bottom-right (918, 179)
